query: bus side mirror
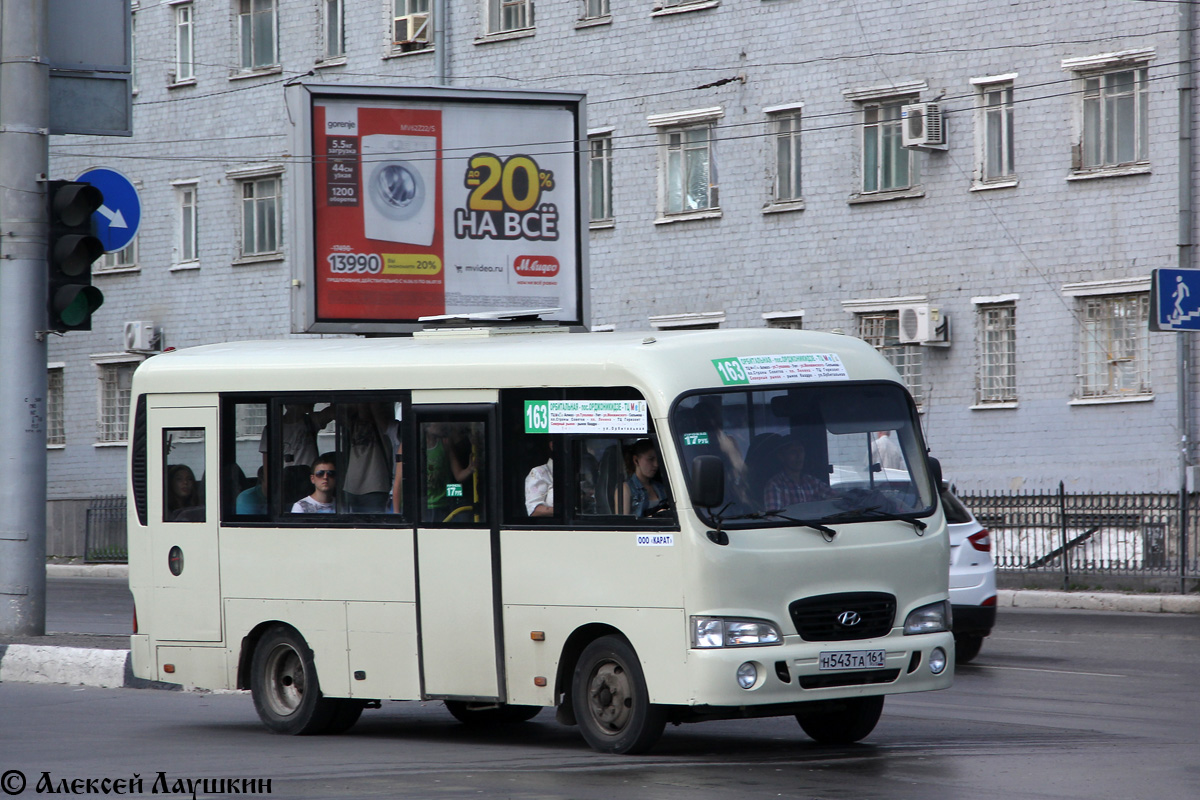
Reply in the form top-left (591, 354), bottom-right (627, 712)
top-left (927, 456), bottom-right (943, 491)
top-left (690, 455), bottom-right (725, 508)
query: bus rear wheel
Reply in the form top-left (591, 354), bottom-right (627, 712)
top-left (572, 635), bottom-right (666, 754)
top-left (444, 701), bottom-right (541, 725)
top-left (796, 695), bottom-right (885, 745)
top-left (250, 626), bottom-right (336, 735)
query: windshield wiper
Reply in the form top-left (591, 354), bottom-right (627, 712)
top-left (833, 505), bottom-right (929, 533)
top-left (755, 509), bottom-right (838, 540)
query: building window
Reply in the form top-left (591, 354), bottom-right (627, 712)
top-left (663, 124), bottom-right (715, 215)
top-left (589, 132), bottom-right (613, 224)
top-left (648, 311), bottom-right (725, 330)
top-left (100, 237), bottom-right (137, 271)
top-left (324, 0), bottom-right (344, 58)
top-left (770, 109), bottom-right (802, 203)
top-left (861, 98), bottom-right (918, 193)
top-left (394, 0), bottom-right (430, 46)
top-left (98, 361), bottom-right (138, 444)
top-left (239, 0), bottom-right (277, 70)
top-left (175, 3), bottom-right (194, 82)
top-left (130, 8), bottom-right (138, 93)
top-left (47, 366), bottom-right (65, 447)
top-left (488, 0), bottom-right (532, 34)
top-left (977, 303), bottom-right (1017, 404)
top-left (1078, 293), bottom-right (1151, 399)
top-left (240, 175), bottom-right (281, 257)
top-left (177, 183), bottom-right (198, 263)
top-left (1079, 68), bottom-right (1149, 170)
top-left (763, 311), bottom-right (804, 330)
top-left (858, 312), bottom-right (924, 405)
top-left (978, 81), bottom-right (1014, 183)
top-left (581, 0), bottom-right (608, 19)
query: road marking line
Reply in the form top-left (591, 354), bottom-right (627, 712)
top-left (979, 664), bottom-right (1124, 678)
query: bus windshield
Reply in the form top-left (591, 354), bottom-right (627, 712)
top-left (673, 382), bottom-right (935, 529)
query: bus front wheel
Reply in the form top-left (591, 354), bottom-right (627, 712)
top-left (572, 635), bottom-right (666, 754)
top-left (250, 625), bottom-right (337, 735)
top-left (795, 695), bottom-right (884, 744)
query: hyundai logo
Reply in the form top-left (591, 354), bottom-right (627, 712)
top-left (836, 610), bottom-right (862, 627)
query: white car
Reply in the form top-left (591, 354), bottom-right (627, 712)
top-left (941, 483), bottom-right (997, 663)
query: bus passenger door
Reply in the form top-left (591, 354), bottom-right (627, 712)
top-left (148, 401), bottom-right (222, 642)
top-left (414, 405), bottom-right (503, 701)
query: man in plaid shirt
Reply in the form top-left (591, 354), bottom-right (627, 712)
top-left (763, 436), bottom-right (835, 509)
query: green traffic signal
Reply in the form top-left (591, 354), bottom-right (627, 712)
top-left (46, 180), bottom-right (106, 332)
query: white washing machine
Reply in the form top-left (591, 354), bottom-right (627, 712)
top-left (361, 134), bottom-right (437, 246)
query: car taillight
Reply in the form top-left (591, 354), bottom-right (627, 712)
top-left (982, 595), bottom-right (997, 607)
top-left (967, 529), bottom-right (991, 552)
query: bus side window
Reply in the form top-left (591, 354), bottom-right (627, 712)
top-left (522, 435), bottom-right (558, 520)
top-left (228, 402), bottom-right (267, 517)
top-left (164, 428), bottom-right (206, 523)
top-left (340, 401), bottom-right (402, 516)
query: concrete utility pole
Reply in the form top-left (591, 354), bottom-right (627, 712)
top-left (0, 0), bottom-right (51, 635)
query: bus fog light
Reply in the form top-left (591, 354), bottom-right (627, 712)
top-left (929, 647), bottom-right (948, 675)
top-left (736, 662), bottom-right (758, 689)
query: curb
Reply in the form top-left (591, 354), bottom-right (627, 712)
top-left (46, 564), bottom-right (128, 579)
top-left (997, 589), bottom-right (1200, 614)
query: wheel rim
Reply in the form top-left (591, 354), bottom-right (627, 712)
top-left (262, 643), bottom-right (307, 717)
top-left (586, 659), bottom-right (634, 735)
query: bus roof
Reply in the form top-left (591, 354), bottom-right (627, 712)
top-left (131, 328), bottom-right (903, 410)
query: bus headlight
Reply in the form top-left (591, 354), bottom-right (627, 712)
top-left (691, 617), bottom-right (782, 648)
top-left (903, 601), bottom-right (951, 635)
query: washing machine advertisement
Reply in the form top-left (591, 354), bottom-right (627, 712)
top-left (305, 88), bottom-right (585, 331)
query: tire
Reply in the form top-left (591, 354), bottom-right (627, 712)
top-left (444, 700), bottom-right (542, 725)
top-left (572, 636), bottom-right (666, 754)
top-left (954, 634), bottom-right (984, 665)
top-left (325, 699), bottom-right (367, 734)
top-left (250, 626), bottom-right (337, 735)
top-left (796, 695), bottom-right (885, 745)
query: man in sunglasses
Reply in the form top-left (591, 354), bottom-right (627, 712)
top-left (292, 454), bottom-right (337, 514)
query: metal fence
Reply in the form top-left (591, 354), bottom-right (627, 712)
top-left (84, 495), bottom-right (127, 563)
top-left (957, 484), bottom-right (1200, 592)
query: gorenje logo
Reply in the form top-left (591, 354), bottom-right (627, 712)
top-left (513, 255), bottom-right (560, 277)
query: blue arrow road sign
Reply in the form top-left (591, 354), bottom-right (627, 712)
top-left (1151, 268), bottom-right (1200, 331)
top-left (75, 167), bottom-right (141, 253)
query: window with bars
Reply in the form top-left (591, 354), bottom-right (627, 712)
top-left (238, 0), bottom-right (277, 70)
top-left (861, 98), bottom-right (918, 193)
top-left (47, 367), bottom-right (65, 447)
top-left (98, 362), bottom-right (137, 444)
top-left (979, 82), bottom-right (1014, 182)
top-left (858, 312), bottom-right (924, 404)
top-left (1078, 293), bottom-right (1151, 398)
top-left (770, 110), bottom-right (802, 203)
top-left (1078, 68), bottom-right (1149, 170)
top-left (240, 175), bottom-right (281, 257)
top-left (977, 303), bottom-right (1016, 404)
top-left (589, 133), bottom-right (613, 223)
top-left (488, 0), bottom-right (532, 34)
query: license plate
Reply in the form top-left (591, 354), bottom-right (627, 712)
top-left (819, 649), bottom-right (886, 671)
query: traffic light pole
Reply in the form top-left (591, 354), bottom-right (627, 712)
top-left (0, 0), bottom-right (50, 635)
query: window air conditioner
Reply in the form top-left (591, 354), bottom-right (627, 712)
top-left (901, 102), bottom-right (946, 149)
top-left (394, 13), bottom-right (430, 44)
top-left (124, 320), bottom-right (161, 352)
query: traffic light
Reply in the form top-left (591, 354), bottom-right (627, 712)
top-left (46, 180), bottom-right (105, 332)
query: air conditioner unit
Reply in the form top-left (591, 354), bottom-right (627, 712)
top-left (124, 320), bottom-right (162, 352)
top-left (901, 102), bottom-right (946, 149)
top-left (394, 13), bottom-right (430, 44)
top-left (897, 305), bottom-right (933, 344)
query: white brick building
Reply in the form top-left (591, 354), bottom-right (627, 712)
top-left (45, 0), bottom-right (1199, 547)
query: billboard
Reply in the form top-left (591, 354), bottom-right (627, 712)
top-left (288, 84), bottom-right (589, 333)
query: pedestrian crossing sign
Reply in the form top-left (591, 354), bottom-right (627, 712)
top-left (1151, 268), bottom-right (1200, 331)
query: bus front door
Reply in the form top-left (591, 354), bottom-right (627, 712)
top-left (148, 401), bottom-right (222, 642)
top-left (413, 406), bottom-right (504, 701)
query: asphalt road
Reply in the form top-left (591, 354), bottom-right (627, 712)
top-left (1, 608), bottom-right (1197, 800)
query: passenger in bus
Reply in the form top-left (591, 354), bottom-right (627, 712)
top-left (343, 403), bottom-right (392, 513)
top-left (259, 403), bottom-right (335, 469)
top-left (291, 454), bottom-right (336, 514)
top-left (236, 466), bottom-right (268, 515)
top-left (524, 441), bottom-right (554, 517)
top-left (871, 430), bottom-right (905, 471)
top-left (618, 439), bottom-right (670, 517)
top-left (166, 464), bottom-right (204, 521)
top-left (762, 436), bottom-right (834, 509)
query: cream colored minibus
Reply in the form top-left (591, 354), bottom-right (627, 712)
top-left (127, 328), bottom-right (953, 754)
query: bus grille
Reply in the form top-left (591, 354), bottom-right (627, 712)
top-left (788, 592), bottom-right (896, 641)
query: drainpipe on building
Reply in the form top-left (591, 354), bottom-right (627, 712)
top-left (434, 0), bottom-right (447, 85)
top-left (1179, 0), bottom-right (1195, 594)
